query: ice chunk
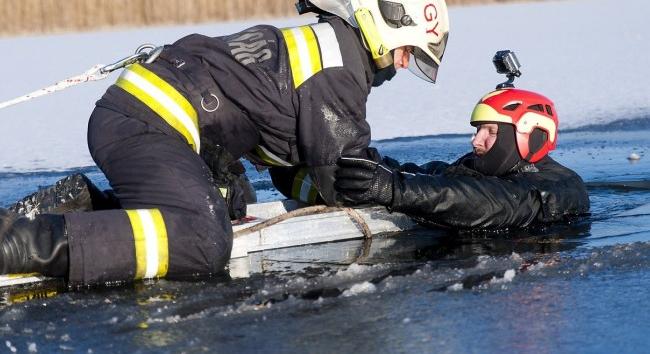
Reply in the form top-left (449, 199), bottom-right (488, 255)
top-left (447, 283), bottom-right (464, 292)
top-left (336, 263), bottom-right (370, 278)
top-left (28, 342), bottom-right (37, 353)
top-left (490, 269), bottom-right (516, 285)
top-left (342, 282), bottom-right (376, 297)
top-left (628, 152), bottom-right (641, 161)
top-left (6, 341), bottom-right (17, 353)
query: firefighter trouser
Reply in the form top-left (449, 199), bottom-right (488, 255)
top-left (65, 106), bottom-right (232, 285)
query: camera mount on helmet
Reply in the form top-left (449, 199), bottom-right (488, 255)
top-left (493, 50), bottom-right (521, 89)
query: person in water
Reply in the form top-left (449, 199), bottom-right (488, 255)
top-left (334, 88), bottom-right (590, 229)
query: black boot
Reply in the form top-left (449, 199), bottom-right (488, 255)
top-left (0, 209), bottom-right (69, 277)
top-left (8, 173), bottom-right (120, 217)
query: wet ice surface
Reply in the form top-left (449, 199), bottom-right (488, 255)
top-left (1, 125), bottom-right (650, 353)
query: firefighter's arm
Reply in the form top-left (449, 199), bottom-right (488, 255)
top-left (288, 62), bottom-right (370, 205)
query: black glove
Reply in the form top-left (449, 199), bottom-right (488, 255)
top-left (201, 144), bottom-right (256, 220)
top-left (335, 156), bottom-right (394, 206)
top-left (381, 155), bottom-right (423, 173)
top-left (216, 161), bottom-right (258, 220)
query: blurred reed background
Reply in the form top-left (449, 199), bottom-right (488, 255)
top-left (0, 0), bottom-right (534, 36)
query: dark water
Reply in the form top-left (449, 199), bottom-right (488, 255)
top-left (1, 125), bottom-right (650, 353)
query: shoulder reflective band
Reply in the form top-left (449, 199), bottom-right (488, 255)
top-left (126, 209), bottom-right (169, 280)
top-left (254, 145), bottom-right (293, 167)
top-left (311, 23), bottom-right (344, 68)
top-left (116, 64), bottom-right (201, 153)
top-left (291, 168), bottom-right (320, 204)
top-left (282, 23), bottom-right (343, 88)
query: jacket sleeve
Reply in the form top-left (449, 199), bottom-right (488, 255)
top-left (296, 68), bottom-right (371, 206)
top-left (383, 157), bottom-right (451, 175)
top-left (390, 172), bottom-right (543, 229)
top-left (268, 166), bottom-right (325, 205)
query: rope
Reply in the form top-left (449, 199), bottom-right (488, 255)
top-left (234, 205), bottom-right (373, 239)
top-left (0, 44), bottom-right (160, 111)
top-left (0, 64), bottom-right (109, 110)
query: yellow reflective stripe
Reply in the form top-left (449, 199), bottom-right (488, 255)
top-left (4, 273), bottom-right (39, 279)
top-left (116, 78), bottom-right (195, 148)
top-left (291, 168), bottom-right (319, 204)
top-left (254, 145), bottom-right (293, 167)
top-left (150, 209), bottom-right (169, 278)
top-left (129, 64), bottom-right (198, 129)
top-left (282, 26), bottom-right (323, 88)
top-left (116, 64), bottom-right (200, 153)
top-left (307, 182), bottom-right (319, 204)
top-left (126, 210), bottom-right (147, 280)
top-left (126, 209), bottom-right (169, 280)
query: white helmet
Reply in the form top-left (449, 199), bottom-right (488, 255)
top-left (306, 0), bottom-right (450, 82)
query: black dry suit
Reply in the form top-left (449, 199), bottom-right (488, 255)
top-left (13, 17), bottom-right (380, 285)
top-left (385, 154), bottom-right (590, 230)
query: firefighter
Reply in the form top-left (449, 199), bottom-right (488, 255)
top-left (0, 0), bottom-right (450, 284)
top-left (334, 88), bottom-right (590, 229)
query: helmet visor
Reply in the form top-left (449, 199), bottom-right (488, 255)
top-left (409, 47), bottom-right (439, 83)
top-left (409, 32), bottom-right (449, 83)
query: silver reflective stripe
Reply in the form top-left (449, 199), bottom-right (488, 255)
top-left (300, 174), bottom-right (315, 203)
top-left (136, 210), bottom-right (162, 279)
top-left (311, 23), bottom-right (344, 68)
top-left (258, 145), bottom-right (293, 167)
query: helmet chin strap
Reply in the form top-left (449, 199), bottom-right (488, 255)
top-left (354, 8), bottom-right (394, 68)
top-left (372, 64), bottom-right (397, 87)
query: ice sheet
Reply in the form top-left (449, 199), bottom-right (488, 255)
top-left (0, 0), bottom-right (647, 172)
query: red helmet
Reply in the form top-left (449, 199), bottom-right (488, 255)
top-left (470, 88), bottom-right (558, 163)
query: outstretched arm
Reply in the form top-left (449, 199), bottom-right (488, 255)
top-left (391, 172), bottom-right (542, 229)
top-left (335, 156), bottom-right (543, 229)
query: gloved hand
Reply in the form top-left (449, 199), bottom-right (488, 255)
top-left (202, 143), bottom-right (256, 220)
top-left (215, 161), bottom-right (257, 220)
top-left (334, 155), bottom-right (394, 207)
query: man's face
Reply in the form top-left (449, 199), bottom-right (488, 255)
top-left (393, 46), bottom-right (413, 69)
top-left (472, 123), bottom-right (498, 156)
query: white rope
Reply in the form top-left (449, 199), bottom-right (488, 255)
top-left (0, 44), bottom-right (160, 111)
top-left (0, 64), bottom-right (109, 109)
top-left (0, 64), bottom-right (109, 110)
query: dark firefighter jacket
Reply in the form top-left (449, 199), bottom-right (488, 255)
top-left (385, 154), bottom-right (590, 230)
top-left (96, 16), bottom-right (376, 206)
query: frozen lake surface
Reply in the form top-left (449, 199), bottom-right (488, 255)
top-left (1, 121), bottom-right (650, 353)
top-left (0, 0), bottom-right (648, 172)
top-left (1, 0), bottom-right (649, 351)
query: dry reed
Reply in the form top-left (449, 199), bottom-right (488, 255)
top-left (0, 0), bottom-right (534, 36)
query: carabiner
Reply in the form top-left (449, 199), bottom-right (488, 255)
top-left (100, 43), bottom-right (162, 74)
